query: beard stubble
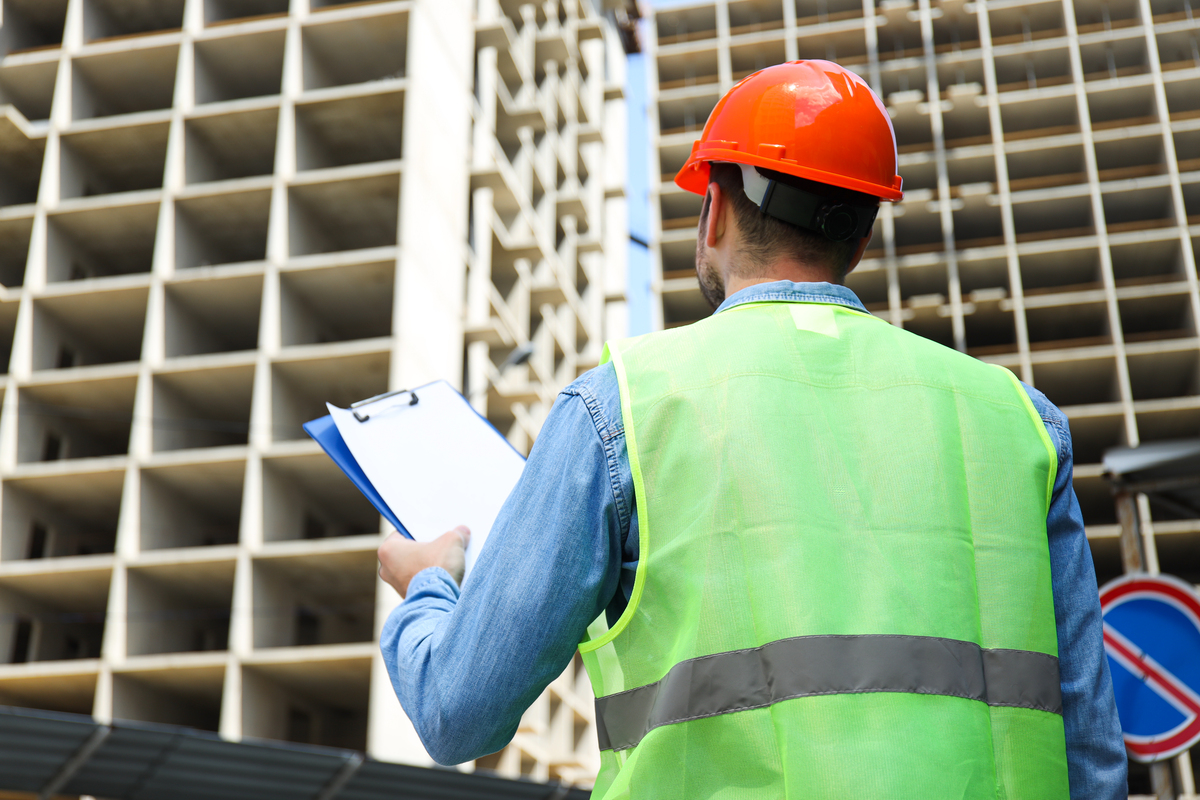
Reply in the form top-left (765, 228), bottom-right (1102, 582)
top-left (695, 209), bottom-right (725, 311)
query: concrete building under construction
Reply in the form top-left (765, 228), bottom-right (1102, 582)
top-left (644, 0), bottom-right (1198, 791)
top-left (0, 0), bottom-right (629, 788)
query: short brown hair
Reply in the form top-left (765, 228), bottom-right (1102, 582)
top-left (703, 163), bottom-right (872, 282)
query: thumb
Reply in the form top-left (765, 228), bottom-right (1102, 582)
top-left (435, 526), bottom-right (469, 556)
top-left (434, 526), bottom-right (471, 585)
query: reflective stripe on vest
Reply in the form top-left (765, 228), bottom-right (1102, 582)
top-left (595, 633), bottom-right (1062, 752)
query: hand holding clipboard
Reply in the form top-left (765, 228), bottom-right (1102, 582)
top-left (303, 380), bottom-right (526, 578)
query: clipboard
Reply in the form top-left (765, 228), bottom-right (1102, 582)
top-left (301, 413), bottom-right (406, 535)
top-left (303, 380), bottom-right (526, 573)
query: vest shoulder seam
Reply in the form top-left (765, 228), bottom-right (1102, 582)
top-left (559, 383), bottom-right (624, 443)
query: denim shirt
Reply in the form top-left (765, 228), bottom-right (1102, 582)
top-left (381, 281), bottom-right (1127, 797)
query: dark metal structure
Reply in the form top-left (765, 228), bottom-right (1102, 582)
top-left (606, 0), bottom-right (643, 53)
top-left (1104, 439), bottom-right (1200, 575)
top-left (0, 706), bottom-right (589, 800)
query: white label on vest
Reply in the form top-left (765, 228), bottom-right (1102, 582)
top-left (789, 304), bottom-right (840, 338)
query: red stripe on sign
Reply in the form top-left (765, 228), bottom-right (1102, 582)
top-left (1104, 628), bottom-right (1200, 758)
top-left (1101, 579), bottom-right (1200, 623)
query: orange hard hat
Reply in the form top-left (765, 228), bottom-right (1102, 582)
top-left (675, 60), bottom-right (903, 202)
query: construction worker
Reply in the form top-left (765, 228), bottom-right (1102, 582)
top-left (377, 61), bottom-right (1127, 798)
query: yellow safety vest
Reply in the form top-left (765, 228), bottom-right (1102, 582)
top-left (579, 300), bottom-right (1069, 799)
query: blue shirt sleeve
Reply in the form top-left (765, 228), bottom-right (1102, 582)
top-left (379, 365), bottom-right (629, 765)
top-left (1021, 382), bottom-right (1127, 799)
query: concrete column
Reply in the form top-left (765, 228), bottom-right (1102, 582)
top-left (976, 1), bottom-right (1033, 383)
top-left (1061, 0), bottom-right (1139, 445)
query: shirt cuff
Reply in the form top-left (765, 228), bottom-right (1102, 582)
top-left (407, 566), bottom-right (461, 602)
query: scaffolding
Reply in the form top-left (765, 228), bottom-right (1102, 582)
top-left (644, 0), bottom-right (1199, 792)
top-left (0, 0), bottom-right (627, 788)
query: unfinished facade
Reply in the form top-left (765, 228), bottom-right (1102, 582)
top-left (0, 0), bottom-right (627, 787)
top-left (645, 0), bottom-right (1198, 791)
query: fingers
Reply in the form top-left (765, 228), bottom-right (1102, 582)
top-left (445, 525), bottom-right (470, 548)
top-left (377, 532), bottom-right (419, 597)
top-left (376, 527), bottom-right (472, 598)
top-left (377, 531), bottom-right (411, 568)
top-left (434, 526), bottom-right (470, 585)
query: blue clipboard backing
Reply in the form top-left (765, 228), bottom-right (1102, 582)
top-left (302, 414), bottom-right (410, 538)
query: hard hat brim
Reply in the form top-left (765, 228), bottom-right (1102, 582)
top-left (676, 147), bottom-right (904, 203)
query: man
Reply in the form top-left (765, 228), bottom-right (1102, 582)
top-left (378, 61), bottom-right (1126, 798)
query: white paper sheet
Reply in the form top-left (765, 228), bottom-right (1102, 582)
top-left (328, 380), bottom-right (526, 575)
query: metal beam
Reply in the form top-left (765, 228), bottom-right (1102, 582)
top-left (39, 725), bottom-right (111, 800)
top-left (1116, 490), bottom-right (1145, 574)
top-left (1151, 758), bottom-right (1175, 800)
top-left (312, 752), bottom-right (364, 800)
top-left (1114, 475), bottom-right (1200, 495)
top-left (1144, 492), bottom-right (1200, 521)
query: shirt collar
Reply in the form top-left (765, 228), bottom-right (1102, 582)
top-left (713, 281), bottom-right (869, 315)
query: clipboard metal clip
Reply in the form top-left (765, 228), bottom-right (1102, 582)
top-left (350, 389), bottom-right (418, 422)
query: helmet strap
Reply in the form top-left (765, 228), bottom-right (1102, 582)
top-left (733, 163), bottom-right (878, 243)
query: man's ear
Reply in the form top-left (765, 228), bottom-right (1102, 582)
top-left (705, 182), bottom-right (726, 248)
